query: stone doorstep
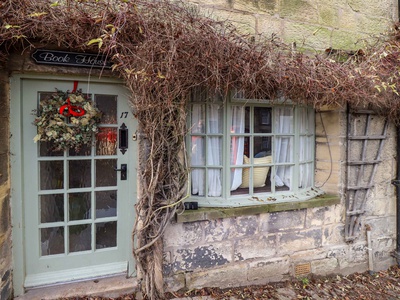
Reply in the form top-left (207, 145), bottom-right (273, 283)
top-left (15, 274), bottom-right (138, 300)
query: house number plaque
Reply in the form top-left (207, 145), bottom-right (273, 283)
top-left (31, 49), bottom-right (112, 69)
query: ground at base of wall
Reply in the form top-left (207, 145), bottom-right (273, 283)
top-left (58, 265), bottom-right (400, 300)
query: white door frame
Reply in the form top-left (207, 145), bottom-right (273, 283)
top-left (10, 74), bottom-right (137, 296)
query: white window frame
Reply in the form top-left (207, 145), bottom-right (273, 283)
top-left (188, 92), bottom-right (323, 207)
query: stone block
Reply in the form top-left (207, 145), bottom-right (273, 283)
top-left (189, 0), bottom-right (230, 9)
top-left (311, 257), bottom-right (339, 275)
top-left (170, 242), bottom-right (232, 272)
top-left (279, 0), bottom-right (319, 24)
top-left (290, 248), bottom-right (326, 262)
top-left (234, 234), bottom-right (276, 261)
top-left (257, 15), bottom-right (283, 38)
top-left (204, 9), bottom-right (257, 35)
top-left (267, 210), bottom-right (305, 233)
top-left (330, 29), bottom-right (369, 50)
top-left (305, 207), bottom-right (325, 227)
top-left (367, 216), bottom-right (396, 239)
top-left (247, 256), bottom-right (290, 282)
top-left (322, 204), bottom-right (344, 225)
top-left (323, 225), bottom-right (345, 246)
top-left (233, 0), bottom-right (278, 14)
top-left (204, 218), bottom-right (231, 242)
top-left (282, 21), bottom-right (332, 52)
top-left (163, 221), bottom-right (203, 248)
top-left (349, 242), bottom-right (368, 263)
top-left (186, 262), bottom-right (249, 289)
top-left (165, 273), bottom-right (186, 292)
top-left (227, 215), bottom-right (259, 238)
top-left (278, 229), bottom-right (322, 254)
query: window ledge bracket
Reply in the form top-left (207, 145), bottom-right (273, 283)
top-left (175, 194), bottom-right (340, 223)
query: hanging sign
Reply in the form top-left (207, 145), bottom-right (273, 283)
top-left (31, 49), bottom-right (112, 69)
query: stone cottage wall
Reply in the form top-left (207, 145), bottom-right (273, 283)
top-left (0, 70), bottom-right (12, 300)
top-left (163, 109), bottom-right (397, 291)
top-left (189, 0), bottom-right (398, 51)
top-left (161, 0), bottom-right (398, 292)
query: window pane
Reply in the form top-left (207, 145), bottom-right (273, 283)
top-left (274, 107), bottom-right (293, 134)
top-left (69, 160), bottom-right (91, 188)
top-left (96, 127), bottom-right (117, 156)
top-left (254, 107), bottom-right (272, 133)
top-left (274, 136), bottom-right (293, 163)
top-left (41, 227), bottom-right (64, 256)
top-left (191, 168), bottom-right (205, 196)
top-left (207, 137), bottom-right (222, 166)
top-left (96, 159), bottom-right (117, 187)
top-left (96, 222), bottom-right (117, 249)
top-left (191, 104), bottom-right (205, 134)
top-left (274, 165), bottom-right (293, 191)
top-left (300, 136), bottom-right (314, 161)
top-left (207, 104), bottom-right (223, 134)
top-left (191, 136), bottom-right (205, 166)
top-left (299, 107), bottom-right (314, 134)
top-left (40, 161), bottom-right (64, 190)
top-left (69, 224), bottom-right (91, 253)
top-left (40, 194), bottom-right (64, 223)
top-left (96, 190), bottom-right (117, 218)
top-left (299, 163), bottom-right (313, 188)
top-left (95, 94), bottom-right (117, 124)
top-left (69, 192), bottom-right (91, 221)
top-left (231, 167), bottom-right (249, 195)
top-left (207, 169), bottom-right (222, 197)
top-left (254, 136), bottom-right (272, 158)
top-left (39, 141), bottom-right (63, 157)
top-left (68, 144), bottom-right (91, 156)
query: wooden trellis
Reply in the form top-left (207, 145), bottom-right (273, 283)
top-left (345, 109), bottom-right (388, 241)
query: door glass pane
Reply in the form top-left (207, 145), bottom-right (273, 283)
top-left (96, 159), bottom-right (117, 187)
top-left (96, 128), bottom-right (117, 156)
top-left (69, 224), bottom-right (91, 253)
top-left (68, 144), bottom-right (91, 157)
top-left (40, 161), bottom-right (64, 190)
top-left (40, 194), bottom-right (64, 223)
top-left (96, 191), bottom-right (117, 218)
top-left (95, 94), bottom-right (117, 124)
top-left (68, 160), bottom-right (91, 188)
top-left (39, 141), bottom-right (63, 157)
top-left (41, 227), bottom-right (64, 256)
top-left (96, 222), bottom-right (117, 249)
top-left (69, 192), bottom-right (91, 220)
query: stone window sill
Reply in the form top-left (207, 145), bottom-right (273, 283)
top-left (176, 194), bottom-right (340, 223)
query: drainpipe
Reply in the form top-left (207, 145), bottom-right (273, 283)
top-left (392, 125), bottom-right (400, 264)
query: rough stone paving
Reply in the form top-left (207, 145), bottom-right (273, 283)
top-left (56, 265), bottom-right (400, 299)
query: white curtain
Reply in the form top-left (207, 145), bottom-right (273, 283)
top-left (191, 104), bottom-right (205, 195)
top-left (298, 107), bottom-right (313, 188)
top-left (230, 106), bottom-right (245, 191)
top-left (191, 103), bottom-right (222, 197)
top-left (274, 107), bottom-right (293, 189)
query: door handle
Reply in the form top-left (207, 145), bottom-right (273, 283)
top-left (114, 164), bottom-right (127, 180)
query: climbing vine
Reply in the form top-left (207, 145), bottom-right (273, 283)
top-left (2, 0), bottom-right (400, 299)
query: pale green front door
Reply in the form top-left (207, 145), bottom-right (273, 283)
top-left (16, 77), bottom-right (136, 288)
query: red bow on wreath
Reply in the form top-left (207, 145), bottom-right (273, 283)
top-left (59, 81), bottom-right (86, 117)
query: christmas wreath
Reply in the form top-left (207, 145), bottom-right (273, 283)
top-left (33, 88), bottom-right (102, 152)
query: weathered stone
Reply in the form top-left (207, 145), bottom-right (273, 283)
top-left (311, 257), bottom-right (339, 275)
top-left (268, 210), bottom-right (305, 233)
top-left (165, 273), bottom-right (186, 292)
top-left (186, 262), bottom-right (249, 289)
top-left (278, 229), bottom-right (322, 254)
top-left (170, 243), bottom-right (232, 272)
top-left (247, 256), bottom-right (290, 282)
top-left (163, 222), bottom-right (204, 248)
top-left (227, 215), bottom-right (258, 238)
top-left (234, 234), bottom-right (276, 261)
top-left (305, 207), bottom-right (325, 227)
top-left (204, 218), bottom-right (231, 242)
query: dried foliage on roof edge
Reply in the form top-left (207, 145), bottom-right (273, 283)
top-left (2, 0), bottom-right (400, 299)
